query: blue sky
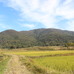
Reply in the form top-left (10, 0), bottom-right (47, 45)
top-left (0, 0), bottom-right (74, 32)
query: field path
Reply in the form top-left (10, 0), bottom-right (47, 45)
top-left (4, 55), bottom-right (32, 74)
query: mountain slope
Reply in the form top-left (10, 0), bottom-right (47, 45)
top-left (0, 28), bottom-right (74, 49)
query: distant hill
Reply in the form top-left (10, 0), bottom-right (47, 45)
top-left (0, 28), bottom-right (74, 49)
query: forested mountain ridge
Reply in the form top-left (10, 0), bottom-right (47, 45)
top-left (0, 28), bottom-right (74, 49)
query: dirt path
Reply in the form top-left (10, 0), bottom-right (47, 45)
top-left (4, 55), bottom-right (32, 74)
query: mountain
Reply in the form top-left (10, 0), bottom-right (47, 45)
top-left (0, 28), bottom-right (74, 49)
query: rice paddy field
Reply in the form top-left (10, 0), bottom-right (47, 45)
top-left (5, 50), bottom-right (74, 74)
top-left (1, 49), bottom-right (74, 74)
top-left (4, 50), bottom-right (74, 56)
top-left (32, 56), bottom-right (74, 74)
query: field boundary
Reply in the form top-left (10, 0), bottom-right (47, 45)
top-left (27, 53), bottom-right (74, 58)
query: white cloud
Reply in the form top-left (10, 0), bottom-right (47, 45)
top-left (67, 20), bottom-right (74, 31)
top-left (56, 0), bottom-right (74, 19)
top-left (20, 24), bottom-right (35, 29)
top-left (0, 0), bottom-right (74, 30)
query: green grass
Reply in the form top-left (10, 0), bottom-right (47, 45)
top-left (33, 56), bottom-right (74, 74)
top-left (0, 55), bottom-right (10, 74)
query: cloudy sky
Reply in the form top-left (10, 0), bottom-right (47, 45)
top-left (0, 0), bottom-right (74, 32)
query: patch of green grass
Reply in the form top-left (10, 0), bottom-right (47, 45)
top-left (0, 55), bottom-right (10, 74)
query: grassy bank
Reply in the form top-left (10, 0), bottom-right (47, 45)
top-left (0, 55), bottom-right (10, 74)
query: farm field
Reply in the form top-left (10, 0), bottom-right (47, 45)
top-left (4, 50), bottom-right (74, 56)
top-left (0, 50), bottom-right (74, 74)
top-left (15, 50), bottom-right (74, 74)
top-left (32, 56), bottom-right (74, 74)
